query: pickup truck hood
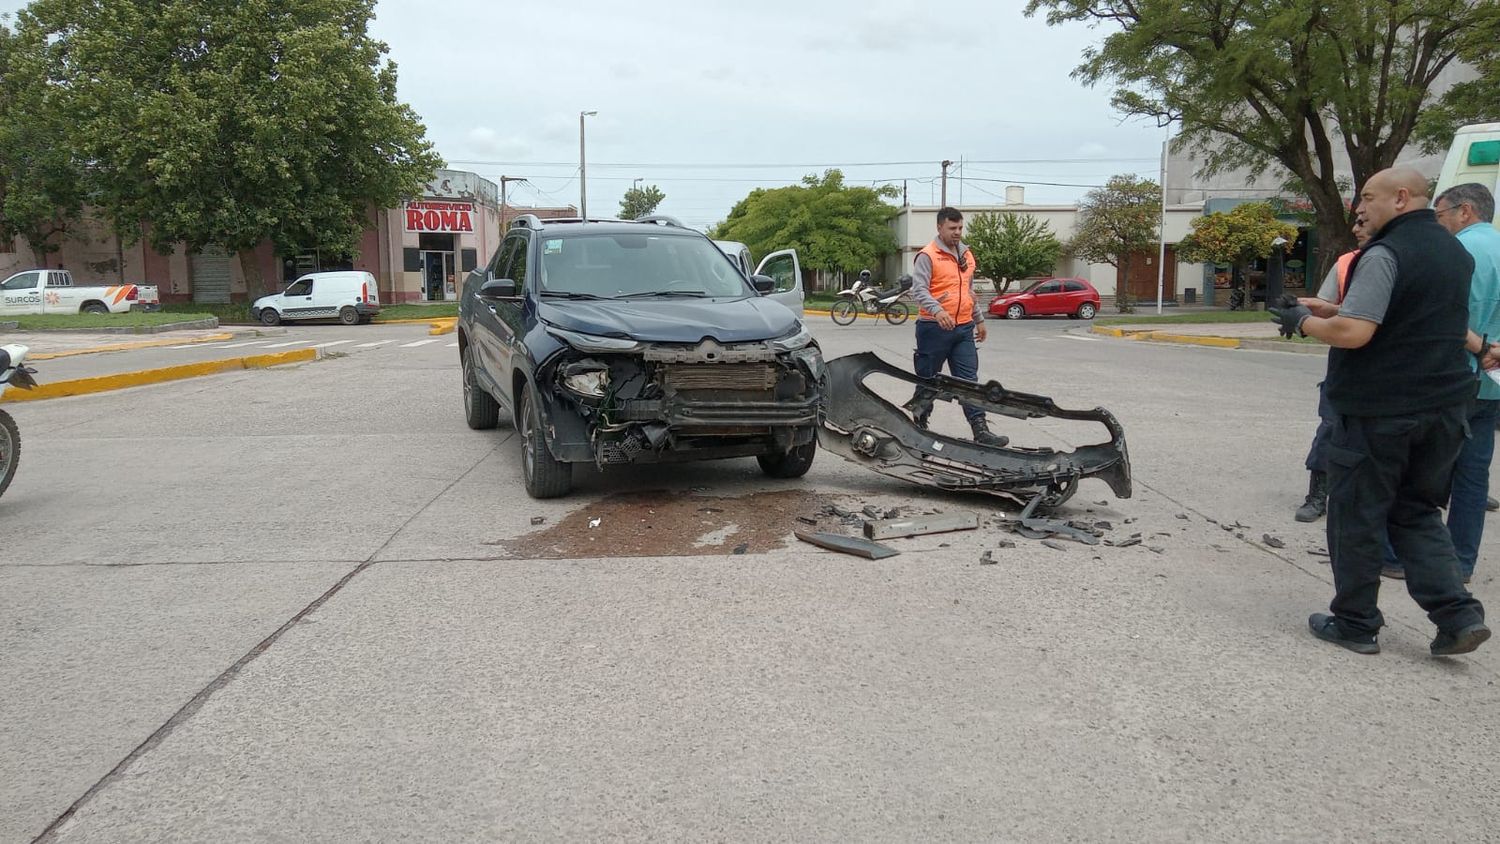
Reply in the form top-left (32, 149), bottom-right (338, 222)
top-left (539, 296), bottom-right (800, 344)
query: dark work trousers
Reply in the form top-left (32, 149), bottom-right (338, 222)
top-left (1325, 403), bottom-right (1486, 638)
top-left (1304, 382), bottom-right (1335, 472)
top-left (911, 319), bottom-right (985, 427)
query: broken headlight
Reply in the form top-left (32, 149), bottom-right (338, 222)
top-left (558, 360), bottom-right (611, 403)
top-left (546, 326), bottom-right (644, 353)
top-left (769, 325), bottom-right (813, 352)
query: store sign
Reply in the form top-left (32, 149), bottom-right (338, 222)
top-left (404, 200), bottom-right (475, 233)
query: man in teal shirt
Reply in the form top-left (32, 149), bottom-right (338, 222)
top-left (1435, 183), bottom-right (1500, 582)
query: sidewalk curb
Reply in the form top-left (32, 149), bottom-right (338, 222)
top-left (11, 317), bottom-right (222, 335)
top-left (1090, 324), bottom-right (1329, 354)
top-left (2, 348), bottom-right (321, 403)
top-left (31, 332), bottom-right (236, 361)
top-left (379, 316), bottom-right (457, 335)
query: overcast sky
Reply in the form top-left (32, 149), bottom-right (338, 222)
top-left (1, 0), bottom-right (1172, 229)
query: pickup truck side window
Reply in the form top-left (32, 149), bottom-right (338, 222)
top-left (1, 272), bottom-right (40, 291)
top-left (506, 235), bottom-right (530, 293)
top-left (285, 279), bottom-right (313, 296)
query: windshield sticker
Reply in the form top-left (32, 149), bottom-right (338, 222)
top-left (544, 239), bottom-right (563, 254)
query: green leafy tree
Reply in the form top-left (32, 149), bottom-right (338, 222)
top-left (0, 21), bottom-right (87, 267)
top-left (1176, 202), bottom-right (1298, 308)
top-left (1026, 0), bottom-right (1500, 276)
top-left (16, 0), bottom-right (443, 295)
top-left (618, 184), bottom-right (666, 220)
top-left (1068, 175), bottom-right (1160, 313)
top-left (711, 170), bottom-right (898, 286)
top-left (965, 212), bottom-right (1063, 294)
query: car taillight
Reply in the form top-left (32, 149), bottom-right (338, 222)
top-left (126, 287), bottom-right (138, 301)
top-left (361, 282), bottom-right (369, 303)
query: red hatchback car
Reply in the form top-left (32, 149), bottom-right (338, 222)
top-left (989, 277), bottom-right (1101, 320)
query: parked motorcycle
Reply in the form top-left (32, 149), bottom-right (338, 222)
top-left (0, 344), bottom-right (38, 500)
top-left (831, 273), bottom-right (914, 326)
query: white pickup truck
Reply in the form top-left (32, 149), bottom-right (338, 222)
top-left (0, 269), bottom-right (160, 316)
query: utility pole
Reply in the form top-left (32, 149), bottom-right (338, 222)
top-left (902, 179), bottom-right (908, 207)
top-left (498, 175), bottom-right (526, 231)
top-left (579, 110), bottom-right (597, 221)
top-left (940, 160), bottom-right (953, 207)
top-left (959, 155), bottom-right (965, 206)
top-left (1155, 126), bottom-right (1171, 314)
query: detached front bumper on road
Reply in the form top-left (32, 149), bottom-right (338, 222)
top-left (818, 352), bottom-right (1132, 508)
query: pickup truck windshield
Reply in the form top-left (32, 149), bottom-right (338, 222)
top-left (539, 233), bottom-right (750, 299)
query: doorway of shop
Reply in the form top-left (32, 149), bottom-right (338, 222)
top-left (419, 233), bottom-right (457, 301)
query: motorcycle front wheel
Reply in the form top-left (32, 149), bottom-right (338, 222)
top-left (0, 408), bottom-right (18, 500)
top-left (830, 299), bottom-right (859, 326)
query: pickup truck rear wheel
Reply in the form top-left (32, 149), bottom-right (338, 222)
top-left (259, 308), bottom-right (281, 326)
top-left (757, 435), bottom-right (817, 479)
top-left (338, 306), bottom-right (359, 326)
top-left (81, 302), bottom-right (109, 315)
top-left (461, 346), bottom-right (501, 430)
top-left (519, 385), bottom-right (572, 499)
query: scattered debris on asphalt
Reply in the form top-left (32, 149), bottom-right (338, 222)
top-left (795, 516), bottom-right (818, 526)
top-left (1149, 546), bottom-right (1165, 554)
top-left (732, 543), bottom-right (749, 555)
top-left (530, 516), bottom-right (546, 526)
top-left (1263, 534), bottom-right (1286, 549)
top-left (588, 517), bottom-right (602, 529)
top-left (1041, 539), bottom-right (1069, 552)
top-left (1176, 513), bottom-right (1189, 520)
top-left (1105, 535), bottom-right (1142, 548)
top-left (865, 511), bottom-right (979, 541)
top-left (980, 550), bottom-right (1000, 565)
top-left (995, 539), bottom-right (1017, 549)
top-left (795, 530), bottom-right (900, 560)
top-left (862, 505), bottom-right (884, 519)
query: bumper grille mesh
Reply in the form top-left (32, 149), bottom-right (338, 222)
top-left (662, 364), bottom-right (777, 391)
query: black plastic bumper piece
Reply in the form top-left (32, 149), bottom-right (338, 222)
top-left (818, 352), bottom-right (1132, 508)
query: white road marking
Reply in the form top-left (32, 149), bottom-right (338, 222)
top-left (220, 340), bottom-right (273, 348)
top-left (170, 342), bottom-right (227, 350)
top-left (446, 342), bottom-right (459, 347)
top-left (355, 340), bottom-right (395, 348)
top-left (400, 339), bottom-right (443, 348)
top-left (1060, 334), bottom-right (1103, 342)
top-left (312, 340), bottom-right (353, 349)
top-left (263, 340), bottom-right (311, 348)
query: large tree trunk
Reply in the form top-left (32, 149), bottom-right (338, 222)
top-left (236, 248), bottom-right (267, 299)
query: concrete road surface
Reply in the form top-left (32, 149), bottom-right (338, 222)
top-left (2, 316), bottom-right (1495, 842)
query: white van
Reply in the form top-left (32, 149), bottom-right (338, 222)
top-left (251, 271), bottom-right (381, 326)
top-left (711, 240), bottom-right (805, 314)
top-left (1434, 122), bottom-right (1500, 232)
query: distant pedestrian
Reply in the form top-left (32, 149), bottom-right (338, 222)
top-left (1272, 167), bottom-right (1489, 657)
top-left (904, 207), bottom-right (1007, 446)
top-left (1294, 217), bottom-right (1371, 523)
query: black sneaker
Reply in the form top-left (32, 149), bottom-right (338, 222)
top-left (1308, 613), bottom-right (1380, 655)
top-left (1430, 623), bottom-right (1491, 656)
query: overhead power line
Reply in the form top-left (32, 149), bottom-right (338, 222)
top-left (450, 156), bottom-right (1162, 169)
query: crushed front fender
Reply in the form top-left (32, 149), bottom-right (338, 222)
top-left (818, 352), bottom-right (1132, 508)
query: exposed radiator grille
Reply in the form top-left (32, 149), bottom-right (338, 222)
top-left (662, 364), bottom-right (777, 391)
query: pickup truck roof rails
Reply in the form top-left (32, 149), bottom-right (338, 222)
top-left (636, 214), bottom-right (685, 229)
top-left (509, 214), bottom-right (544, 231)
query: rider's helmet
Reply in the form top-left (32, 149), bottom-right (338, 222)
top-left (858, 269), bottom-right (871, 280)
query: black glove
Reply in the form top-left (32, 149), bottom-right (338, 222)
top-left (1268, 294), bottom-right (1311, 339)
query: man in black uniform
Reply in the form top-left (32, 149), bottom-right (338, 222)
top-left (1272, 167), bottom-right (1489, 656)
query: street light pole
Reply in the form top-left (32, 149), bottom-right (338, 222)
top-left (940, 159), bottom-right (953, 207)
top-left (1155, 125), bottom-right (1172, 315)
top-left (579, 110), bottom-right (597, 221)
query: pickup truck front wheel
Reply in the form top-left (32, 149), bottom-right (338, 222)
top-left (81, 302), bottom-right (109, 315)
top-left (258, 308), bottom-right (281, 326)
top-left (757, 434), bottom-right (817, 479)
top-left (519, 384), bottom-right (572, 499)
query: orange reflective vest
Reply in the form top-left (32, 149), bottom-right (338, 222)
top-left (1335, 249), bottom-right (1360, 301)
top-left (918, 241), bottom-right (977, 325)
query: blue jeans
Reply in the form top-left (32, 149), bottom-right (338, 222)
top-left (911, 320), bottom-right (985, 426)
top-left (1448, 398), bottom-right (1499, 577)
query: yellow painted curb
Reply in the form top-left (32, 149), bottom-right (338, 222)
top-left (373, 316), bottom-right (458, 335)
top-left (1144, 332), bottom-right (1242, 349)
top-left (1091, 326), bottom-right (1128, 338)
top-left (3, 348), bottom-right (319, 402)
top-left (30, 333), bottom-right (235, 361)
top-left (427, 318), bottom-right (457, 336)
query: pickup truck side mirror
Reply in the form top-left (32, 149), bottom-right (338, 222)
top-left (479, 278), bottom-right (519, 299)
top-left (750, 274), bottom-right (776, 294)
